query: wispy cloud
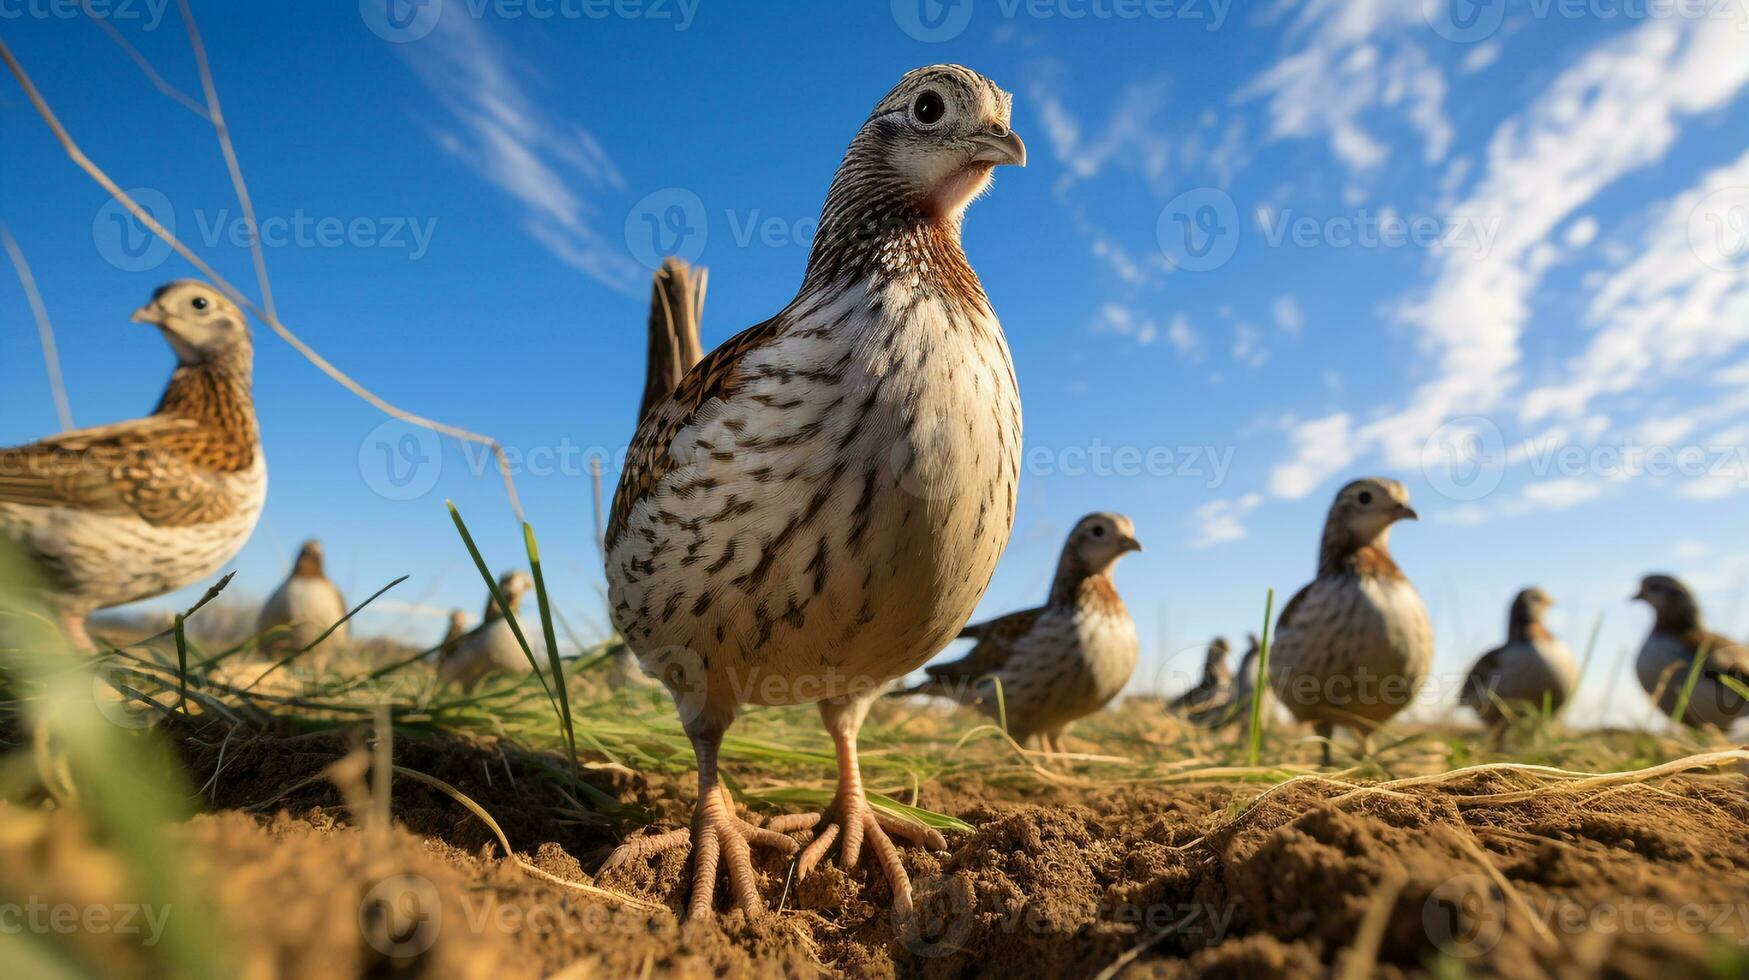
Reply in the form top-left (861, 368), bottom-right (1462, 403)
top-left (1266, 17), bottom-right (1749, 503)
top-left (1238, 0), bottom-right (1452, 175)
top-left (1191, 493), bottom-right (1264, 548)
top-left (397, 9), bottom-right (642, 293)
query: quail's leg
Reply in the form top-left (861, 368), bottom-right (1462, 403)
top-left (771, 695), bottom-right (947, 922)
top-left (59, 607), bottom-right (94, 653)
top-left (1314, 721), bottom-right (1334, 767)
top-left (600, 725), bottom-right (799, 920)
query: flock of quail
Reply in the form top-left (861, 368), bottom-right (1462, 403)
top-left (2, 65), bottom-right (1744, 926)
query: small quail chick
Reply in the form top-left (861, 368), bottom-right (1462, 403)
top-left (1461, 588), bottom-right (1576, 730)
top-left (437, 571), bottom-right (536, 691)
top-left (1267, 477), bottom-right (1431, 765)
top-left (892, 513), bottom-right (1141, 754)
top-left (1633, 574), bottom-right (1749, 729)
top-left (0, 281), bottom-right (265, 650)
top-left (257, 540), bottom-right (348, 657)
top-left (1168, 637), bottom-right (1232, 717)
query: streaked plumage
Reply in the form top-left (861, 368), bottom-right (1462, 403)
top-left (0, 281), bottom-right (264, 650)
top-left (257, 540), bottom-right (348, 655)
top-left (1267, 477), bottom-right (1432, 765)
top-left (601, 65), bottom-right (1026, 924)
top-left (1190, 633), bottom-right (1265, 729)
top-left (1168, 637), bottom-right (1232, 717)
top-left (1633, 574), bottom-right (1749, 729)
top-left (892, 513), bottom-right (1141, 752)
top-left (1461, 588), bottom-right (1576, 728)
top-left (436, 571), bottom-right (535, 691)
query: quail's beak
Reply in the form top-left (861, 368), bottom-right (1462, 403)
top-left (970, 124), bottom-right (1027, 168)
top-left (1119, 535), bottom-right (1143, 553)
top-left (1394, 504), bottom-right (1420, 522)
top-left (1632, 585), bottom-right (1648, 603)
top-left (130, 301), bottom-right (165, 326)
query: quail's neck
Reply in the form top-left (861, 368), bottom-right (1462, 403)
top-left (293, 553), bottom-right (324, 580)
top-left (156, 362), bottom-right (258, 450)
top-left (1049, 551), bottom-right (1123, 617)
top-left (801, 146), bottom-right (987, 315)
top-left (1651, 605), bottom-right (1702, 638)
top-left (1317, 524), bottom-right (1399, 579)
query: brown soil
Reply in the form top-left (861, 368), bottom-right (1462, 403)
top-left (19, 721), bottom-right (1749, 979)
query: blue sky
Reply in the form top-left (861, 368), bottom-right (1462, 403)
top-left (2, 0), bottom-right (1746, 725)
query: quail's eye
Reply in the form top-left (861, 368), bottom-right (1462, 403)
top-left (1090, 525), bottom-right (1107, 538)
top-left (1357, 491), bottom-right (1374, 505)
top-left (191, 296), bottom-right (210, 312)
top-left (912, 90), bottom-right (945, 125)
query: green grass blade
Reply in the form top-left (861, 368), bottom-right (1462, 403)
top-left (1671, 636), bottom-right (1714, 728)
top-left (523, 521), bottom-right (580, 786)
top-left (174, 612), bottom-right (189, 718)
top-left (240, 575), bottom-right (408, 693)
top-left (1247, 588), bottom-right (1275, 767)
top-left (445, 502), bottom-right (560, 709)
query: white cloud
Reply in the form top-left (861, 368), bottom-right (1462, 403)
top-left (1095, 303), bottom-right (1173, 350)
top-left (400, 11), bottom-right (641, 293)
top-left (1350, 18), bottom-right (1749, 474)
top-left (1518, 478), bottom-right (1604, 511)
top-left (1462, 40), bottom-right (1504, 74)
top-left (1522, 145), bottom-right (1749, 422)
top-left (1191, 493), bottom-right (1264, 548)
top-left (1237, 0), bottom-right (1453, 173)
top-left (1272, 295), bottom-right (1304, 334)
top-left (1563, 216), bottom-right (1600, 249)
top-left (1232, 322), bottom-right (1269, 367)
top-left (1166, 313), bottom-right (1203, 360)
top-left (1269, 413), bottom-right (1357, 500)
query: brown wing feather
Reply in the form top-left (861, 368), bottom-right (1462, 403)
top-left (926, 607), bottom-right (1043, 681)
top-left (1274, 582), bottom-right (1315, 636)
top-left (1462, 646), bottom-right (1506, 710)
top-left (1693, 630), bottom-right (1749, 683)
top-left (606, 314), bottom-right (787, 552)
top-left (0, 416), bottom-right (241, 527)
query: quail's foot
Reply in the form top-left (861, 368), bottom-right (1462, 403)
top-left (603, 784), bottom-right (799, 920)
top-left (771, 720), bottom-right (947, 927)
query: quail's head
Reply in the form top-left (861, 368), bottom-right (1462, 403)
top-left (132, 281), bottom-right (250, 371)
top-left (858, 65), bottom-right (1026, 221)
top-left (1635, 574), bottom-right (1699, 626)
top-left (294, 540), bottom-right (325, 577)
top-left (1328, 477), bottom-right (1418, 544)
top-left (1514, 587), bottom-right (1556, 621)
top-left (1067, 512), bottom-right (1142, 572)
